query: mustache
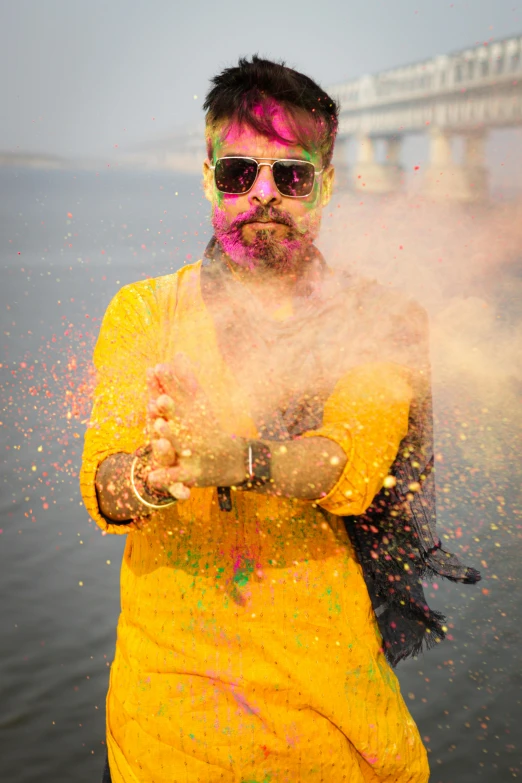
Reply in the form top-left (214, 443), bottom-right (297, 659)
top-left (231, 206), bottom-right (297, 231)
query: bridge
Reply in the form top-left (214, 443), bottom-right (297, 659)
top-left (124, 33), bottom-right (522, 202)
top-left (329, 33), bottom-right (522, 201)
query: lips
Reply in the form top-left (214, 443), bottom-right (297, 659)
top-left (244, 220), bottom-right (286, 228)
top-left (233, 211), bottom-right (295, 231)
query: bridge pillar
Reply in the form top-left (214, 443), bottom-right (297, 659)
top-left (353, 134), bottom-right (402, 194)
top-left (385, 136), bottom-right (402, 166)
top-left (422, 128), bottom-right (488, 202)
top-left (462, 131), bottom-right (489, 200)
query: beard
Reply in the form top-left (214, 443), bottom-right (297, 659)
top-left (212, 205), bottom-right (318, 271)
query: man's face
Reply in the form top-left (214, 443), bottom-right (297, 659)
top-left (203, 104), bottom-right (334, 273)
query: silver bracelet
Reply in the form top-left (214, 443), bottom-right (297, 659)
top-left (129, 455), bottom-right (177, 510)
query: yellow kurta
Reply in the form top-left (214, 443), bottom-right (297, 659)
top-left (80, 261), bottom-right (429, 783)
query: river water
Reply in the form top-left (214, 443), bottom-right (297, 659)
top-left (1, 167), bottom-right (520, 782)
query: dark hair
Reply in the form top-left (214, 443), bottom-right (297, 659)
top-left (203, 55), bottom-right (339, 167)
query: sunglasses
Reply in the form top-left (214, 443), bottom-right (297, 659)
top-left (209, 157), bottom-right (324, 198)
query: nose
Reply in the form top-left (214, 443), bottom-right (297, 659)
top-left (248, 162), bottom-right (282, 206)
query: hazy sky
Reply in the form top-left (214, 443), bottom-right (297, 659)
top-left (1, 0), bottom-right (522, 158)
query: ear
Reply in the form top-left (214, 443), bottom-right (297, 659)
top-left (202, 159), bottom-right (214, 203)
top-left (321, 165), bottom-right (335, 207)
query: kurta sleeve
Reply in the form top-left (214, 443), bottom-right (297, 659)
top-left (79, 280), bottom-right (161, 534)
top-left (304, 361), bottom-right (414, 516)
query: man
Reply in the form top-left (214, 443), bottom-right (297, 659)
top-left (81, 56), bottom-right (479, 783)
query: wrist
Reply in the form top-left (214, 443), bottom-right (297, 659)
top-left (233, 439), bottom-right (272, 490)
top-left (220, 436), bottom-right (249, 486)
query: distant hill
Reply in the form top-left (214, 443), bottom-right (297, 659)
top-left (0, 151), bottom-right (71, 169)
top-left (0, 151), bottom-right (111, 170)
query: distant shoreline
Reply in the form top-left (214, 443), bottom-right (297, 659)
top-left (0, 151), bottom-right (202, 174)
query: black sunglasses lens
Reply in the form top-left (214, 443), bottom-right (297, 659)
top-left (273, 160), bottom-right (315, 197)
top-left (214, 158), bottom-right (258, 194)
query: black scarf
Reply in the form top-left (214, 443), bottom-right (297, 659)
top-left (201, 238), bottom-right (481, 667)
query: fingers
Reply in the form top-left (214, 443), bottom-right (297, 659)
top-left (149, 356), bottom-right (201, 413)
top-left (150, 358), bottom-right (211, 426)
top-left (150, 437), bottom-right (177, 466)
top-left (147, 399), bottom-right (160, 419)
top-left (153, 363), bottom-right (178, 397)
top-left (146, 367), bottom-right (164, 397)
top-left (155, 394), bottom-right (175, 417)
top-left (167, 482), bottom-right (191, 500)
top-left (154, 354), bottom-right (200, 397)
top-left (148, 464), bottom-right (201, 488)
top-left (153, 417), bottom-right (178, 440)
top-left (149, 393), bottom-right (187, 462)
top-left (148, 395), bottom-right (177, 450)
top-left (153, 415), bottom-right (191, 453)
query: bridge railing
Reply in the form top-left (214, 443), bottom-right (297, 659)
top-left (328, 34), bottom-right (522, 110)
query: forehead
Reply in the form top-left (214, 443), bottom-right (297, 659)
top-left (212, 104), bottom-right (318, 161)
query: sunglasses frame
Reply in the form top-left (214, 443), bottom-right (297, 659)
top-left (209, 156), bottom-right (324, 199)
